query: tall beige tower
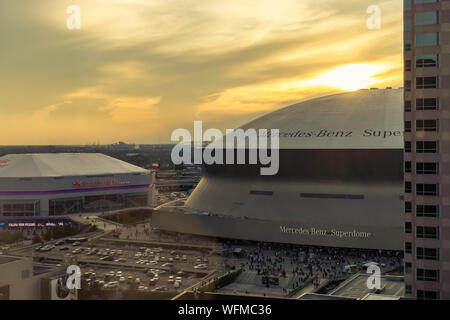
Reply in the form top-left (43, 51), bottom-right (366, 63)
top-left (404, 0), bottom-right (450, 300)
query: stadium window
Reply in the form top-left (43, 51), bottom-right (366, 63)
top-left (416, 247), bottom-right (439, 261)
top-left (405, 121), bottom-right (411, 132)
top-left (416, 76), bottom-right (438, 89)
top-left (416, 141), bottom-right (438, 153)
top-left (416, 162), bottom-right (438, 174)
top-left (405, 181), bottom-right (412, 193)
top-left (416, 55), bottom-right (438, 68)
top-left (416, 226), bottom-right (439, 239)
top-left (417, 269), bottom-right (439, 282)
top-left (299, 193), bottom-right (364, 200)
top-left (416, 97), bottom-right (438, 110)
top-left (405, 141), bottom-right (412, 153)
top-left (416, 204), bottom-right (439, 218)
top-left (249, 190), bottom-right (273, 196)
top-left (416, 183), bottom-right (438, 196)
top-left (416, 119), bottom-right (438, 132)
top-left (417, 290), bottom-right (440, 301)
top-left (405, 100), bottom-right (412, 112)
top-left (415, 11), bottom-right (438, 26)
top-left (405, 201), bottom-right (412, 213)
top-left (405, 222), bottom-right (412, 234)
top-left (415, 33), bottom-right (439, 47)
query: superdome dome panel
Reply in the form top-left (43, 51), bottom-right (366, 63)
top-left (240, 88), bottom-right (403, 150)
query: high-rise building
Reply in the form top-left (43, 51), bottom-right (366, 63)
top-left (404, 0), bottom-right (450, 300)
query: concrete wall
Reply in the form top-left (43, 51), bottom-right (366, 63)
top-left (152, 210), bottom-right (403, 250)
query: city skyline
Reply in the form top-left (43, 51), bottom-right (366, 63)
top-left (1, 0), bottom-right (402, 145)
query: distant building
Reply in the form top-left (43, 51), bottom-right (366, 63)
top-left (403, 0), bottom-right (450, 300)
top-left (0, 153), bottom-right (154, 217)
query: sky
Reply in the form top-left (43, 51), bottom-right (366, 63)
top-left (0, 0), bottom-right (403, 145)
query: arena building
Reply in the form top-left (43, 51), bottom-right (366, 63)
top-left (153, 88), bottom-right (404, 250)
top-left (0, 153), bottom-right (154, 217)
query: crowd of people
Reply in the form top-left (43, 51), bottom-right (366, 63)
top-left (222, 242), bottom-right (403, 287)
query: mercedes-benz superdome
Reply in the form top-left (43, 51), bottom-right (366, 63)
top-left (153, 88), bottom-right (404, 250)
top-left (0, 153), bottom-right (154, 217)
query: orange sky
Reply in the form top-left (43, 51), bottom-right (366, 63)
top-left (0, 0), bottom-right (403, 145)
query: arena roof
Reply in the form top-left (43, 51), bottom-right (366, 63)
top-left (239, 88), bottom-right (402, 149)
top-left (0, 153), bottom-right (149, 178)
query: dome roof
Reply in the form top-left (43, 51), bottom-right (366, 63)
top-left (240, 88), bottom-right (403, 149)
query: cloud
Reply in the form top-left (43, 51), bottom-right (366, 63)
top-left (0, 0), bottom-right (403, 144)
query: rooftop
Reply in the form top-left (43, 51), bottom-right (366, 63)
top-left (327, 273), bottom-right (404, 299)
top-left (0, 153), bottom-right (149, 178)
top-left (240, 88), bottom-right (402, 150)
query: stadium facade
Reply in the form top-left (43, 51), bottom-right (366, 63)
top-left (153, 88), bottom-right (404, 250)
top-left (0, 153), bottom-right (154, 217)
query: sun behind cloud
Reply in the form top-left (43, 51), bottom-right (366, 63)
top-left (309, 64), bottom-right (389, 91)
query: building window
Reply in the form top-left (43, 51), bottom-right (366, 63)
top-left (417, 290), bottom-right (439, 300)
top-left (405, 121), bottom-right (412, 132)
top-left (405, 222), bottom-right (412, 234)
top-left (415, 11), bottom-right (438, 26)
top-left (416, 162), bottom-right (438, 174)
top-left (416, 119), bottom-right (438, 132)
top-left (405, 101), bottom-right (412, 112)
top-left (405, 263), bottom-right (412, 274)
top-left (416, 76), bottom-right (438, 89)
top-left (405, 201), bottom-right (412, 213)
top-left (405, 19), bottom-right (412, 32)
top-left (404, 0), bottom-right (412, 10)
top-left (416, 141), bottom-right (438, 153)
top-left (416, 226), bottom-right (439, 239)
top-left (405, 141), bottom-right (412, 152)
top-left (405, 283), bottom-right (412, 294)
top-left (405, 60), bottom-right (412, 71)
top-left (415, 33), bottom-right (438, 47)
top-left (416, 247), bottom-right (439, 261)
top-left (417, 269), bottom-right (439, 282)
top-left (404, 40), bottom-right (412, 51)
top-left (405, 181), bottom-right (412, 193)
top-left (416, 55), bottom-right (438, 68)
top-left (415, 0), bottom-right (438, 3)
top-left (405, 242), bottom-right (412, 254)
top-left (405, 161), bottom-right (412, 173)
top-left (416, 183), bottom-right (438, 196)
top-left (405, 80), bottom-right (412, 92)
top-left (416, 204), bottom-right (439, 218)
top-left (1, 201), bottom-right (40, 217)
top-left (416, 98), bottom-right (438, 110)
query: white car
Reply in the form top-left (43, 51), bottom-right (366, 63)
top-left (137, 286), bottom-right (148, 292)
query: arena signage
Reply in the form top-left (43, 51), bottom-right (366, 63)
top-left (279, 225), bottom-right (372, 239)
top-left (265, 129), bottom-right (402, 139)
top-left (72, 179), bottom-right (121, 188)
